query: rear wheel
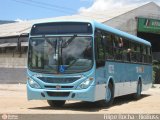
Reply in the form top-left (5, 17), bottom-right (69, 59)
top-left (133, 81), bottom-right (142, 99)
top-left (47, 100), bottom-right (66, 108)
top-left (96, 82), bottom-right (114, 107)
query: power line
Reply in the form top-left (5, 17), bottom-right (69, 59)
top-left (11, 0), bottom-right (160, 20)
top-left (11, 0), bottom-right (96, 19)
top-left (11, 0), bottom-right (76, 14)
top-left (13, 0), bottom-right (160, 21)
top-left (11, 0), bottom-right (110, 19)
top-left (25, 0), bottom-right (75, 12)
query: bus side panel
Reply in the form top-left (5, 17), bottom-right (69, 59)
top-left (141, 65), bottom-right (152, 91)
top-left (94, 67), bottom-right (107, 100)
top-left (96, 61), bottom-right (153, 98)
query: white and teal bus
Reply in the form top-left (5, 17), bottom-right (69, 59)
top-left (27, 20), bottom-right (152, 107)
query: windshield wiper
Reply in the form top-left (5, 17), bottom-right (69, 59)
top-left (61, 34), bottom-right (77, 48)
top-left (43, 36), bottom-right (57, 48)
top-left (66, 58), bottom-right (79, 69)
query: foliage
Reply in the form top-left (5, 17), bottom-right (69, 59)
top-left (152, 60), bottom-right (160, 85)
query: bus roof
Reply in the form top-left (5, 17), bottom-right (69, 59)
top-left (32, 19), bottom-right (151, 46)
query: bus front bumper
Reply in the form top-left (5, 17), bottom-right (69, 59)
top-left (27, 82), bottom-right (96, 102)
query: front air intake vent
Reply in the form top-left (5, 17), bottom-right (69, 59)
top-left (44, 85), bottom-right (74, 89)
top-left (47, 92), bottom-right (70, 97)
top-left (38, 77), bottom-right (80, 84)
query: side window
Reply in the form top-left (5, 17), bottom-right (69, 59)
top-left (141, 45), bottom-right (147, 63)
top-left (130, 42), bottom-right (136, 62)
top-left (145, 46), bottom-right (148, 63)
top-left (136, 44), bottom-right (141, 63)
top-left (146, 46), bottom-right (152, 64)
top-left (143, 46), bottom-right (147, 54)
top-left (122, 39), bottom-right (130, 62)
top-left (95, 30), bottom-right (105, 61)
top-left (147, 46), bottom-right (151, 56)
top-left (114, 36), bottom-right (123, 61)
top-left (133, 43), bottom-right (141, 63)
top-left (105, 33), bottom-right (114, 60)
top-left (140, 45), bottom-right (152, 64)
top-left (130, 42), bottom-right (141, 63)
top-left (147, 46), bottom-right (152, 63)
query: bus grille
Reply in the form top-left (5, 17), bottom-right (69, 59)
top-left (44, 85), bottom-right (74, 89)
top-left (38, 77), bottom-right (80, 84)
top-left (47, 92), bottom-right (70, 97)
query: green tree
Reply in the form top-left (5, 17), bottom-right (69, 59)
top-left (152, 60), bottom-right (160, 87)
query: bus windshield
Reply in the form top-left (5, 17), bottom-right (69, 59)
top-left (28, 36), bottom-right (93, 74)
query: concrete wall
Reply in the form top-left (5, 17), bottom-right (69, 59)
top-left (0, 68), bottom-right (27, 84)
top-left (104, 3), bottom-right (160, 35)
top-left (0, 20), bottom-right (15, 25)
top-left (0, 53), bottom-right (27, 68)
top-left (0, 53), bottom-right (27, 84)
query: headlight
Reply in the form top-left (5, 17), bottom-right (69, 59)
top-left (28, 77), bottom-right (41, 89)
top-left (77, 77), bottom-right (94, 89)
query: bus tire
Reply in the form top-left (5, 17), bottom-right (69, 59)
top-left (47, 100), bottom-right (66, 108)
top-left (96, 82), bottom-right (114, 107)
top-left (133, 81), bottom-right (142, 99)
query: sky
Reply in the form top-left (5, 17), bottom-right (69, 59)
top-left (0, 0), bottom-right (160, 21)
top-left (0, 0), bottom-right (93, 21)
top-left (79, 0), bottom-right (160, 13)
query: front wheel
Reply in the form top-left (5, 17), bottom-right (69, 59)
top-left (47, 100), bottom-right (66, 108)
top-left (96, 83), bottom-right (114, 107)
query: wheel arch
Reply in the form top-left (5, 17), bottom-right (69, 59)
top-left (138, 75), bottom-right (143, 85)
top-left (106, 76), bottom-right (115, 96)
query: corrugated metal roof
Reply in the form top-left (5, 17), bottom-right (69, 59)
top-left (0, 2), bottom-right (159, 38)
top-left (0, 20), bottom-right (16, 25)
